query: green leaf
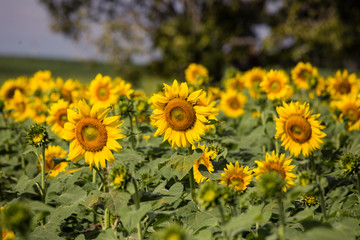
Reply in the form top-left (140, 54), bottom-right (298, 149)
top-left (164, 150), bottom-right (203, 180)
top-left (14, 174), bottom-right (40, 195)
top-left (29, 226), bottom-right (63, 240)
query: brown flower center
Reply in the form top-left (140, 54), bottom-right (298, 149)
top-left (269, 79), bottom-right (282, 92)
top-left (55, 108), bottom-right (68, 127)
top-left (336, 80), bottom-right (351, 95)
top-left (164, 98), bottom-right (196, 131)
top-left (76, 118), bottom-right (108, 152)
top-left (343, 104), bottom-right (359, 121)
top-left (229, 175), bottom-right (244, 189)
top-left (285, 115), bottom-right (312, 144)
top-left (96, 85), bottom-right (110, 101)
top-left (6, 87), bottom-right (25, 100)
top-left (227, 97), bottom-right (241, 110)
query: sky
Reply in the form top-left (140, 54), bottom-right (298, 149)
top-left (0, 0), bottom-right (102, 60)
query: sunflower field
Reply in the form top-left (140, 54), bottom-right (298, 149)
top-left (1, 62), bottom-right (360, 240)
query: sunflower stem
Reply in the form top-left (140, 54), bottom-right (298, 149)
top-left (357, 172), bottom-right (360, 203)
top-left (92, 168), bottom-right (97, 183)
top-left (21, 155), bottom-right (26, 175)
top-left (277, 197), bottom-right (285, 240)
top-left (132, 175), bottom-right (143, 240)
top-left (316, 175), bottom-right (328, 222)
top-left (41, 145), bottom-right (46, 202)
top-left (128, 115), bottom-right (136, 150)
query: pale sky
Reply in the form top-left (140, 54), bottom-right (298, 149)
top-left (0, 0), bottom-right (102, 60)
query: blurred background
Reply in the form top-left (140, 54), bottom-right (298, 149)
top-left (1, 0), bottom-right (360, 87)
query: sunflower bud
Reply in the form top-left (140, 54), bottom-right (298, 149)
top-left (2, 202), bottom-right (33, 237)
top-left (118, 96), bottom-right (134, 117)
top-left (257, 171), bottom-right (286, 199)
top-left (339, 153), bottom-right (360, 178)
top-left (157, 224), bottom-right (188, 240)
top-left (26, 124), bottom-right (50, 148)
top-left (109, 164), bottom-right (131, 190)
top-left (196, 181), bottom-right (220, 210)
top-left (302, 195), bottom-right (319, 207)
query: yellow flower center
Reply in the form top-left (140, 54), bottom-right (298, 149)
top-left (76, 118), bottom-right (108, 152)
top-left (227, 97), bottom-right (241, 110)
top-left (343, 104), bottom-right (359, 121)
top-left (96, 86), bottom-right (110, 101)
top-left (164, 98), bottom-right (196, 131)
top-left (166, 233), bottom-right (181, 240)
top-left (336, 79), bottom-right (351, 94)
top-left (269, 79), bottom-right (282, 92)
top-left (33, 134), bottom-right (44, 144)
top-left (202, 189), bottom-right (216, 202)
top-left (298, 69), bottom-right (310, 81)
top-left (285, 115), bottom-right (312, 144)
top-left (229, 176), bottom-right (244, 190)
top-left (55, 108), bottom-right (68, 127)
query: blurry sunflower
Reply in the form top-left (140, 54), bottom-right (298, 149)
top-left (243, 67), bottom-right (266, 98)
top-left (88, 74), bottom-right (119, 106)
top-left (56, 77), bottom-right (84, 103)
top-left (0, 76), bottom-right (28, 102)
top-left (260, 69), bottom-right (291, 100)
top-left (47, 99), bottom-right (70, 137)
top-left (40, 145), bottom-right (68, 178)
top-left (29, 70), bottom-right (55, 93)
top-left (291, 62), bottom-right (318, 90)
top-left (327, 70), bottom-right (359, 99)
top-left (150, 80), bottom-right (217, 148)
top-left (275, 101), bottom-right (326, 157)
top-left (113, 77), bottom-right (134, 99)
top-left (220, 89), bottom-right (247, 118)
top-left (224, 72), bottom-right (245, 92)
top-left (62, 100), bottom-right (126, 169)
top-left (5, 90), bottom-right (32, 122)
top-left (254, 151), bottom-right (296, 192)
top-left (29, 97), bottom-right (47, 124)
top-left (219, 161), bottom-right (253, 191)
top-left (2, 228), bottom-right (15, 240)
top-left (207, 86), bottom-right (221, 101)
top-left (193, 144), bottom-right (216, 183)
top-left (185, 63), bottom-right (209, 86)
top-left (334, 95), bottom-right (360, 131)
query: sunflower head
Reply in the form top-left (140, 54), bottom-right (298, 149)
top-left (219, 161), bottom-right (253, 191)
top-left (302, 195), bottom-right (319, 207)
top-left (327, 70), bottom-right (359, 99)
top-left (220, 89), bottom-right (247, 118)
top-left (291, 62), bottom-right (318, 90)
top-left (157, 224), bottom-right (188, 240)
top-left (109, 164), bottom-right (131, 190)
top-left (26, 124), bottom-right (50, 148)
top-left (193, 144), bottom-right (216, 183)
top-left (261, 69), bottom-right (291, 100)
top-left (254, 151), bottom-right (296, 192)
top-left (275, 101), bottom-right (326, 157)
top-left (196, 181), bottom-right (220, 210)
top-left (243, 67), bottom-right (267, 98)
top-left (185, 63), bottom-right (209, 86)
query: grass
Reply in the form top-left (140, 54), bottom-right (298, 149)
top-left (0, 55), bottom-right (166, 95)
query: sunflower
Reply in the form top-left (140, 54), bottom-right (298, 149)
top-left (0, 76), bottom-right (28, 102)
top-left (327, 70), bottom-right (359, 99)
top-left (193, 144), bottom-right (216, 183)
top-left (62, 100), bottom-right (126, 169)
top-left (291, 62), bottom-right (318, 90)
top-left (56, 77), bottom-right (84, 103)
top-left (185, 63), bottom-right (209, 86)
top-left (47, 99), bottom-right (70, 137)
top-left (220, 89), bottom-right (247, 118)
top-left (333, 95), bottom-right (360, 131)
top-left (29, 97), bottom-right (47, 124)
top-left (254, 151), bottom-right (296, 192)
top-left (275, 101), bottom-right (326, 157)
top-left (260, 69), bottom-right (291, 100)
top-left (150, 80), bottom-right (217, 148)
top-left (40, 145), bottom-right (68, 178)
top-left (29, 70), bottom-right (55, 93)
top-left (243, 67), bottom-right (267, 99)
top-left (113, 77), bottom-right (134, 99)
top-left (5, 90), bottom-right (32, 122)
top-left (224, 73), bottom-right (245, 92)
top-left (88, 74), bottom-right (119, 106)
top-left (219, 161), bottom-right (253, 191)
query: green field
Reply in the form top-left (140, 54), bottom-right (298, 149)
top-left (0, 55), bottom-right (166, 95)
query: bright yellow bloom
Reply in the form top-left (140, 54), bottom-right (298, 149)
top-left (261, 69), bottom-right (291, 100)
top-left (88, 74), bottom-right (119, 106)
top-left (29, 70), bottom-right (56, 93)
top-left (40, 145), bottom-right (68, 178)
top-left (224, 73), bottom-right (245, 92)
top-left (150, 80), bottom-right (217, 148)
top-left (193, 144), bottom-right (216, 183)
top-left (243, 67), bottom-right (266, 98)
top-left (327, 70), bottom-right (359, 99)
top-left (275, 101), bottom-right (326, 157)
top-left (5, 90), bottom-right (32, 122)
top-left (254, 151), bottom-right (296, 192)
top-left (0, 76), bottom-right (28, 102)
top-left (220, 89), bottom-right (247, 118)
top-left (185, 63), bottom-right (209, 86)
top-left (332, 95), bottom-right (360, 131)
top-left (291, 62), bottom-right (318, 90)
top-left (113, 76), bottom-right (134, 99)
top-left (2, 229), bottom-right (15, 240)
top-left (47, 99), bottom-right (70, 137)
top-left (29, 97), bottom-right (47, 124)
top-left (56, 77), bottom-right (84, 103)
top-left (219, 161), bottom-right (253, 191)
top-left (63, 100), bottom-right (126, 169)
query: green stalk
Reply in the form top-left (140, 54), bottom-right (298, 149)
top-left (103, 207), bottom-right (110, 230)
top-left (189, 168), bottom-right (196, 201)
top-left (357, 172), bottom-right (360, 203)
top-left (317, 175), bottom-right (328, 222)
top-left (41, 145), bottom-right (46, 202)
top-left (128, 115), bottom-right (136, 150)
top-left (132, 176), bottom-right (143, 240)
top-left (218, 203), bottom-right (229, 240)
top-left (277, 197), bottom-right (285, 240)
top-left (92, 168), bottom-right (97, 183)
